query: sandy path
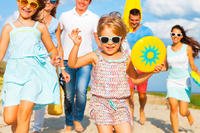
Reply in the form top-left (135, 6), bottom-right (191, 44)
top-left (0, 94), bottom-right (200, 133)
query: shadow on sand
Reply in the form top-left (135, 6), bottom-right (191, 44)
top-left (41, 115), bottom-right (91, 133)
top-left (144, 117), bottom-right (193, 133)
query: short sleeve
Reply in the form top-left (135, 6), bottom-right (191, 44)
top-left (59, 13), bottom-right (64, 30)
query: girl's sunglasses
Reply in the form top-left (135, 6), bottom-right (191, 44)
top-left (99, 36), bottom-right (122, 44)
top-left (170, 32), bottom-right (182, 37)
top-left (19, 0), bottom-right (39, 9)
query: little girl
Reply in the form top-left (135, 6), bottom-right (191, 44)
top-left (68, 12), bottom-right (162, 133)
top-left (0, 0), bottom-right (60, 132)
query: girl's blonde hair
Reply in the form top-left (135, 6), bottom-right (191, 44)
top-left (97, 12), bottom-right (128, 39)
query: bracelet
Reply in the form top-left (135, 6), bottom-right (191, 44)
top-left (60, 67), bottom-right (65, 70)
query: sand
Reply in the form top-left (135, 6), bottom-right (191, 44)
top-left (0, 94), bottom-right (200, 133)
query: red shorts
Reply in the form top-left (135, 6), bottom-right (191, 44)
top-left (128, 71), bottom-right (148, 93)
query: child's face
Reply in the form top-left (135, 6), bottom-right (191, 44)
top-left (17, 0), bottom-right (39, 19)
top-left (99, 26), bottom-right (122, 55)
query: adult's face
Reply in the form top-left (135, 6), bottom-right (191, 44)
top-left (129, 14), bottom-right (141, 29)
top-left (75, 0), bottom-right (91, 14)
top-left (171, 28), bottom-right (183, 44)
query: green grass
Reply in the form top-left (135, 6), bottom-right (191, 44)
top-left (148, 92), bottom-right (200, 109)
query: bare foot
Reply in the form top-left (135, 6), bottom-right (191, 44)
top-left (64, 126), bottom-right (72, 133)
top-left (187, 112), bottom-right (194, 126)
top-left (139, 109), bottom-right (146, 125)
top-left (73, 121), bottom-right (84, 132)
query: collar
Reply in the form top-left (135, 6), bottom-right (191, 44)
top-left (72, 7), bottom-right (89, 17)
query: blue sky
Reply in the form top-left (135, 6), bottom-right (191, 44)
top-left (1, 0), bottom-right (200, 93)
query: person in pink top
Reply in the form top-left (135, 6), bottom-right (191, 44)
top-left (68, 12), bottom-right (162, 133)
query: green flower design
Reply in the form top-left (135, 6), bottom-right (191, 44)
top-left (140, 45), bottom-right (160, 66)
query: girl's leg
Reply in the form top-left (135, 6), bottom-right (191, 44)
top-left (32, 108), bottom-right (45, 132)
top-left (3, 105), bottom-right (18, 133)
top-left (114, 122), bottom-right (132, 133)
top-left (129, 88), bottom-right (134, 119)
top-left (179, 101), bottom-right (194, 125)
top-left (96, 125), bottom-right (113, 133)
top-left (168, 98), bottom-right (179, 133)
top-left (16, 100), bottom-right (34, 133)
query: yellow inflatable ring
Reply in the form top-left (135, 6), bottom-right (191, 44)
top-left (131, 36), bottom-right (166, 72)
top-left (190, 71), bottom-right (200, 87)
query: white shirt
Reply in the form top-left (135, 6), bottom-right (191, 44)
top-left (59, 8), bottom-right (99, 60)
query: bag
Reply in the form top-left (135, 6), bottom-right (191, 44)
top-left (48, 88), bottom-right (63, 115)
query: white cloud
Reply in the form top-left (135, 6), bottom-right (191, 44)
top-left (144, 0), bottom-right (200, 17)
top-left (4, 11), bottom-right (19, 24)
top-left (0, 15), bottom-right (2, 21)
top-left (144, 18), bottom-right (200, 41)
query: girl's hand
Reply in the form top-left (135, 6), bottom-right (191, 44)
top-left (69, 28), bottom-right (82, 46)
top-left (153, 64), bottom-right (165, 73)
top-left (61, 70), bottom-right (70, 83)
top-left (51, 56), bottom-right (61, 67)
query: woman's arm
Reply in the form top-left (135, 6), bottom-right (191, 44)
top-left (0, 24), bottom-right (11, 62)
top-left (38, 23), bottom-right (58, 58)
top-left (188, 46), bottom-right (200, 75)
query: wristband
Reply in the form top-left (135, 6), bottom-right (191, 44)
top-left (60, 67), bottom-right (65, 70)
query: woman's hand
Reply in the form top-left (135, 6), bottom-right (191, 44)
top-left (51, 56), bottom-right (61, 67)
top-left (61, 70), bottom-right (70, 83)
top-left (69, 28), bottom-right (82, 46)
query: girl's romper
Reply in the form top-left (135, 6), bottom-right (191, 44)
top-left (89, 50), bottom-right (132, 125)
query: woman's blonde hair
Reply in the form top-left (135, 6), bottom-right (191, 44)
top-left (97, 12), bottom-right (128, 39)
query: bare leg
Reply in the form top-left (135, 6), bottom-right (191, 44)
top-left (179, 101), bottom-right (194, 125)
top-left (114, 122), bottom-right (132, 133)
top-left (168, 98), bottom-right (179, 133)
top-left (129, 88), bottom-right (134, 119)
top-left (16, 100), bottom-right (34, 133)
top-left (138, 92), bottom-right (147, 125)
top-left (3, 105), bottom-right (18, 133)
top-left (96, 124), bottom-right (113, 133)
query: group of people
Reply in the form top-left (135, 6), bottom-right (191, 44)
top-left (0, 0), bottom-right (200, 133)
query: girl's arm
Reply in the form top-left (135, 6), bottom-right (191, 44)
top-left (68, 28), bottom-right (96, 68)
top-left (188, 46), bottom-right (200, 75)
top-left (38, 23), bottom-right (58, 58)
top-left (126, 57), bottom-right (162, 85)
top-left (0, 24), bottom-right (11, 62)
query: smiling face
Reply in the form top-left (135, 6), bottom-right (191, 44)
top-left (171, 28), bottom-right (183, 44)
top-left (44, 0), bottom-right (57, 12)
top-left (99, 26), bottom-right (122, 55)
top-left (17, 0), bottom-right (39, 19)
top-left (75, 0), bottom-right (91, 14)
top-left (129, 14), bottom-right (141, 30)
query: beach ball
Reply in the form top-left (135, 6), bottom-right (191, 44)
top-left (131, 36), bottom-right (166, 72)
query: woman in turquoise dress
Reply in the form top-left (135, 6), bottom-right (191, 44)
top-left (0, 0), bottom-right (60, 132)
top-left (163, 25), bottom-right (200, 133)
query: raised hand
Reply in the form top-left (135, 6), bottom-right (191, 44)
top-left (68, 28), bottom-right (82, 46)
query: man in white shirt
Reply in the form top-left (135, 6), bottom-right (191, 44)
top-left (58, 0), bottom-right (99, 132)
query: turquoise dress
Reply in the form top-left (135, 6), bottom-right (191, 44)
top-left (166, 44), bottom-right (191, 102)
top-left (1, 22), bottom-right (60, 110)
